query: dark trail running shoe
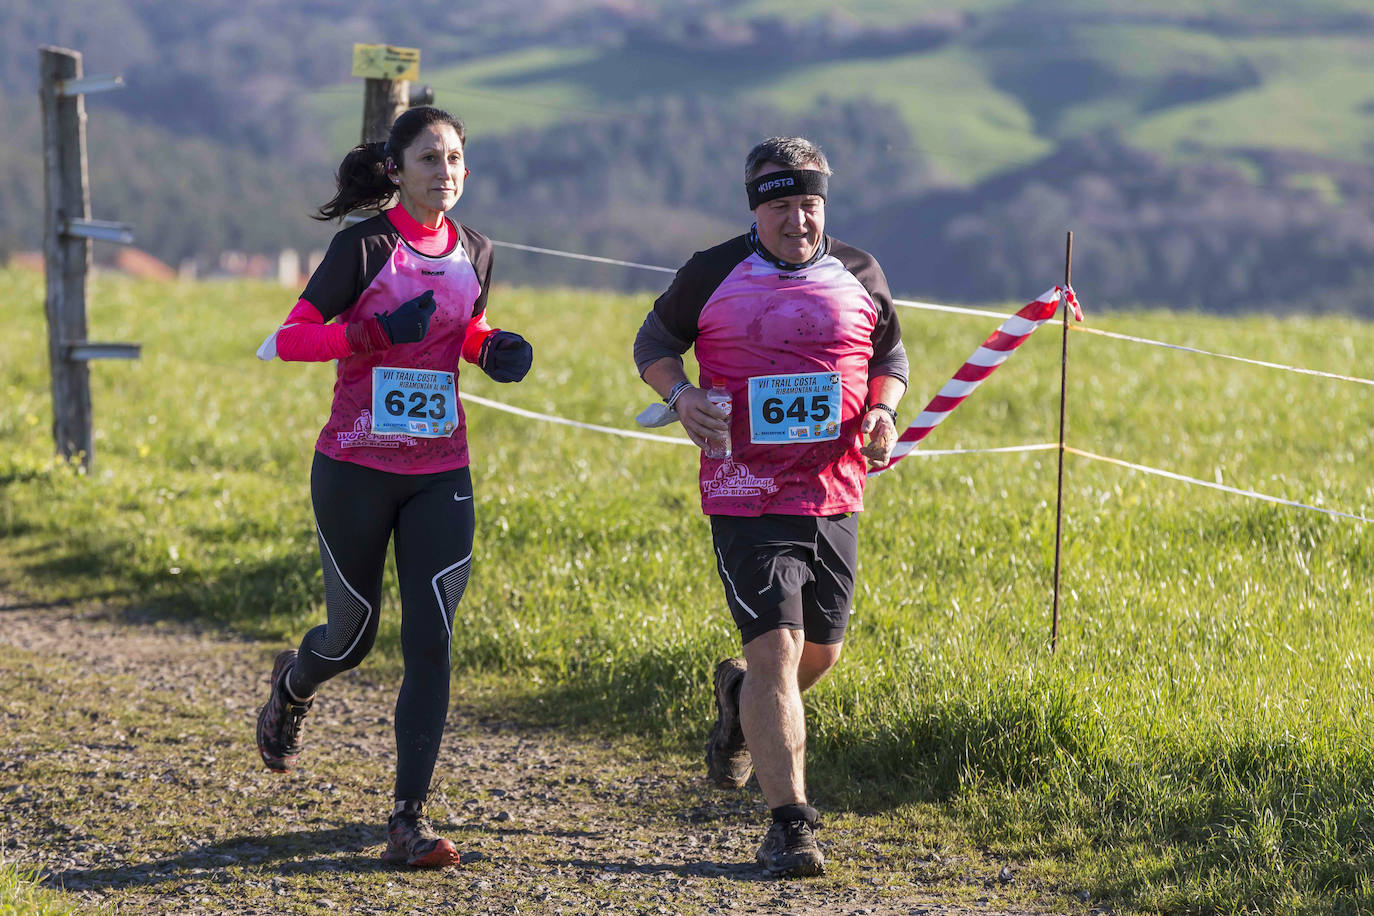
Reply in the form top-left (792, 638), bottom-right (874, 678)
top-left (705, 656), bottom-right (751, 788)
top-left (255, 649), bottom-right (313, 772)
top-left (756, 814), bottom-right (825, 878)
top-left (382, 803), bottom-right (461, 868)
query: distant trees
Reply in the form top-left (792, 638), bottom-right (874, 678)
top-left (872, 135), bottom-right (1374, 315)
top-left (4, 0), bottom-right (1373, 315)
top-left (459, 95), bottom-right (926, 289)
top-left (462, 110), bottom-right (1374, 317)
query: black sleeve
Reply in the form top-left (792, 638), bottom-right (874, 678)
top-left (650, 234), bottom-right (752, 344)
top-left (457, 224), bottom-right (494, 318)
top-left (869, 340), bottom-right (909, 385)
top-left (830, 239), bottom-right (906, 383)
top-left (633, 310), bottom-right (691, 376)
top-left (300, 231), bottom-right (363, 321)
top-left (300, 216), bottom-right (400, 321)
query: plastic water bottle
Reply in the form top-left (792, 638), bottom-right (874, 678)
top-left (703, 377), bottom-right (732, 459)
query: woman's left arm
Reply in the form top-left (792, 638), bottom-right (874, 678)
top-left (273, 299), bottom-right (352, 361)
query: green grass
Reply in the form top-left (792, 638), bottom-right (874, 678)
top-left (306, 46), bottom-right (610, 155)
top-left (731, 0), bottom-right (1009, 23)
top-left (0, 863), bottom-right (94, 915)
top-left (3, 265), bottom-right (1374, 913)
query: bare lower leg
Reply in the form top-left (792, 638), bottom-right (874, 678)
top-left (740, 628), bottom-right (808, 808)
top-left (796, 640), bottom-right (843, 693)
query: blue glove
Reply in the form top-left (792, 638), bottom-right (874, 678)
top-left (478, 330), bottom-right (533, 383)
top-left (377, 289), bottom-right (436, 344)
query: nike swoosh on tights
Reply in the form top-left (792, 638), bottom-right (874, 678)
top-left (454, 494), bottom-right (472, 502)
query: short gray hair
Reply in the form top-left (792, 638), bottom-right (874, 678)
top-left (744, 137), bottom-right (832, 182)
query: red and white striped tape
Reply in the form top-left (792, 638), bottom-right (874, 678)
top-left (871, 285), bottom-right (1082, 476)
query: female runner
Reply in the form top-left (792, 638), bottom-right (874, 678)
top-left (254, 106), bottom-right (532, 868)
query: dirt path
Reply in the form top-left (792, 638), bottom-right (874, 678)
top-left (0, 599), bottom-right (1071, 915)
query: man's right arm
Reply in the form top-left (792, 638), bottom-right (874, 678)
top-left (634, 240), bottom-right (750, 448)
top-left (633, 315), bottom-right (727, 450)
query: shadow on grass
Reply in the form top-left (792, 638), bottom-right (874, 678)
top-left (0, 594), bottom-right (128, 613)
top-left (45, 822), bottom-right (770, 893)
top-left (4, 525), bottom-right (319, 642)
top-left (547, 856), bottom-right (775, 882)
top-left (12, 518), bottom-right (1374, 911)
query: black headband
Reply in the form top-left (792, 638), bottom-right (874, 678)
top-left (746, 169), bottom-right (828, 209)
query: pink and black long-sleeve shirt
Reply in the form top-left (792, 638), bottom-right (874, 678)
top-left (261, 206), bottom-right (497, 474)
top-left (635, 233), bottom-right (906, 517)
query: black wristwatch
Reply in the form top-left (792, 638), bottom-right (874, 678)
top-left (866, 402), bottom-right (898, 425)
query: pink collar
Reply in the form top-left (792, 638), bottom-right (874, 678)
top-left (385, 205), bottom-right (454, 256)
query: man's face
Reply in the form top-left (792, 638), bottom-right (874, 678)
top-left (751, 162), bottom-right (826, 265)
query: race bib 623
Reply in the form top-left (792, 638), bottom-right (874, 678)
top-left (371, 366), bottom-right (458, 438)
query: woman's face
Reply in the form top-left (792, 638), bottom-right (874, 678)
top-left (393, 123), bottom-right (466, 219)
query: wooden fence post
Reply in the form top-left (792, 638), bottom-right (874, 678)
top-left (354, 43), bottom-right (428, 146)
top-left (362, 77), bottom-right (409, 145)
top-left (39, 45), bottom-right (137, 471)
top-left (361, 80), bottom-right (434, 145)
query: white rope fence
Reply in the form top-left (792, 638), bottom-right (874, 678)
top-left (1069, 325), bottom-right (1374, 387)
top-left (892, 298), bottom-right (1014, 320)
top-left (465, 392), bottom-right (1058, 458)
top-left (492, 239), bottom-right (1374, 385)
top-left (489, 240), bottom-right (677, 275)
top-left (484, 238), bottom-right (1371, 523)
top-left (464, 393), bottom-right (691, 445)
top-left (1066, 447), bottom-right (1373, 525)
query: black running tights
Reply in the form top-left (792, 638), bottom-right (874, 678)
top-left (289, 452), bottom-right (476, 802)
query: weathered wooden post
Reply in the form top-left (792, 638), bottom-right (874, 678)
top-left (353, 43), bottom-right (425, 145)
top-left (39, 45), bottom-right (138, 471)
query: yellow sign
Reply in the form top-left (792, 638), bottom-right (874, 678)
top-left (352, 44), bottom-right (420, 81)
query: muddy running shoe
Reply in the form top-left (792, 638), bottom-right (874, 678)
top-left (705, 656), bottom-right (751, 788)
top-left (255, 649), bottom-right (313, 772)
top-left (381, 802), bottom-right (462, 868)
top-left (756, 807), bottom-right (825, 878)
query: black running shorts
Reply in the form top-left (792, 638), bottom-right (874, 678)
top-left (708, 512), bottom-right (859, 646)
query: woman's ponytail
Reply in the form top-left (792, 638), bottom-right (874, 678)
top-left (314, 141), bottom-right (394, 221)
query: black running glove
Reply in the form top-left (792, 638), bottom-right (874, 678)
top-left (478, 330), bottom-right (533, 383)
top-left (378, 289), bottom-right (437, 344)
top-left (345, 289), bottom-right (437, 354)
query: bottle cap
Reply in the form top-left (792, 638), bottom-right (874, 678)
top-left (711, 377), bottom-right (726, 387)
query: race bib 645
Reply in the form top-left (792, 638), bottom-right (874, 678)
top-left (747, 371), bottom-right (841, 444)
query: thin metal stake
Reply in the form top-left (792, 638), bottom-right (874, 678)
top-left (1051, 230), bottom-right (1073, 652)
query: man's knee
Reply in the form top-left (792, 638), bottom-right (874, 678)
top-left (742, 627), bottom-right (805, 679)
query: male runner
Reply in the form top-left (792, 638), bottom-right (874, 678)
top-left (633, 136), bottom-right (908, 877)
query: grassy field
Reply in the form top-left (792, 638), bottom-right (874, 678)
top-left (2, 264), bottom-right (1373, 914)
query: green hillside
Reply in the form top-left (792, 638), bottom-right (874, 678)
top-left (306, 6), bottom-right (1374, 186)
top-left (3, 266), bottom-right (1373, 913)
top-left (1129, 35), bottom-right (1374, 160)
top-left (6, 0), bottom-right (1374, 313)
